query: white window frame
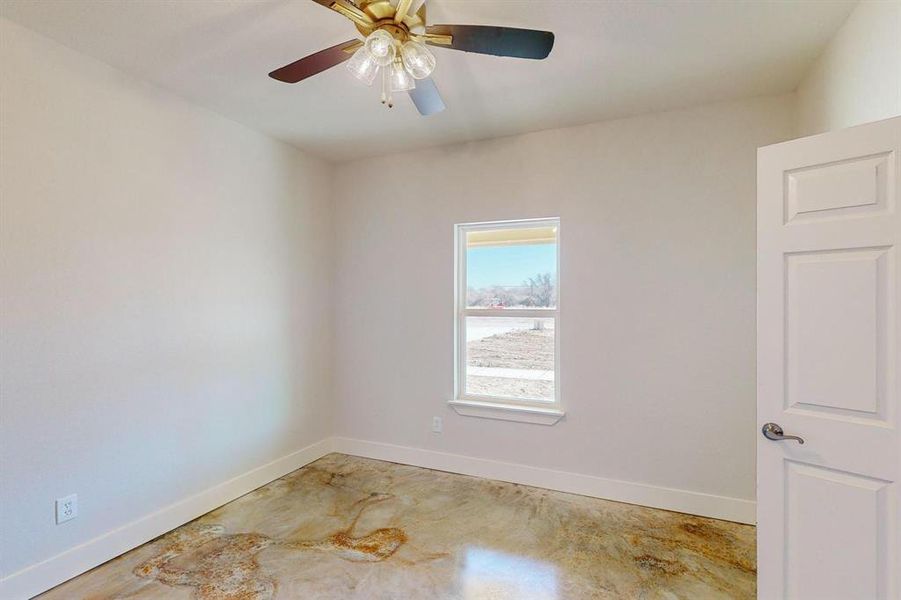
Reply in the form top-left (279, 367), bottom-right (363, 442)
top-left (450, 217), bottom-right (564, 425)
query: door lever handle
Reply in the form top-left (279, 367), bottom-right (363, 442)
top-left (762, 422), bottom-right (804, 444)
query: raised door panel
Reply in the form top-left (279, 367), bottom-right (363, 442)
top-left (785, 247), bottom-right (892, 420)
top-left (785, 152), bottom-right (892, 224)
top-left (784, 461), bottom-right (891, 600)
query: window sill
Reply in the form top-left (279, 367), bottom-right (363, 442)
top-left (448, 399), bottom-right (565, 425)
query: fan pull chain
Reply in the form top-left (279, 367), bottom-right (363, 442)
top-left (378, 67), bottom-right (393, 108)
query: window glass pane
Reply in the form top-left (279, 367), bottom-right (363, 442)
top-left (466, 226), bottom-right (557, 309)
top-left (465, 316), bottom-right (555, 402)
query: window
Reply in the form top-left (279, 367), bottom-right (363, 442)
top-left (452, 218), bottom-right (562, 424)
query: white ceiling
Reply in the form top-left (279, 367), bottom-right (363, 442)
top-left (1, 0), bottom-right (856, 162)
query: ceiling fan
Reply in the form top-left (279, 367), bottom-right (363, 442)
top-left (269, 0), bottom-right (554, 116)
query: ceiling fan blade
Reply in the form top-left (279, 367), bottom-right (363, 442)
top-left (408, 77), bottom-right (446, 116)
top-left (424, 25), bottom-right (554, 59)
top-left (269, 39), bottom-right (361, 83)
top-left (310, 0), bottom-right (373, 28)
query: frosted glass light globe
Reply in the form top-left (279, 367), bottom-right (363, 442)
top-left (365, 29), bottom-right (396, 67)
top-left (401, 41), bottom-right (436, 79)
top-left (346, 45), bottom-right (379, 85)
top-left (389, 59), bottom-right (415, 92)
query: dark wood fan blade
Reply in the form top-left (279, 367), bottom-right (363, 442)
top-left (269, 39), bottom-right (360, 83)
top-left (408, 77), bottom-right (446, 116)
top-left (425, 25), bottom-right (554, 59)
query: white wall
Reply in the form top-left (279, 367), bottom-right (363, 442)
top-left (0, 17), bottom-right (333, 583)
top-left (796, 0), bottom-right (901, 136)
top-left (331, 95), bottom-right (795, 508)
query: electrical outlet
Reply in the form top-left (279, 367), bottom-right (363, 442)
top-left (432, 416), bottom-right (443, 433)
top-left (56, 494), bottom-right (77, 524)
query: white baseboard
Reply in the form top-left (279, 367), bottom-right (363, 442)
top-left (332, 437), bottom-right (756, 525)
top-left (0, 438), bottom-right (334, 600)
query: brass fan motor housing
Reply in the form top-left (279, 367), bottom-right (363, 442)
top-left (354, 0), bottom-right (427, 40)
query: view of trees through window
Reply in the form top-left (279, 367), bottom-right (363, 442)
top-left (465, 230), bottom-right (557, 309)
top-left (467, 271), bottom-right (555, 308)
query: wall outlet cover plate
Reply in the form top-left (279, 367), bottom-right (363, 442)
top-left (56, 494), bottom-right (78, 524)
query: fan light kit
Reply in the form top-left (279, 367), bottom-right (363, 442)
top-left (269, 0), bottom-right (554, 116)
top-left (346, 29), bottom-right (436, 107)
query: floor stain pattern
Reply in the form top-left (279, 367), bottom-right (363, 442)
top-left (38, 453), bottom-right (755, 599)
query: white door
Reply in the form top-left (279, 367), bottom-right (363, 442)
top-left (758, 116), bottom-right (901, 600)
